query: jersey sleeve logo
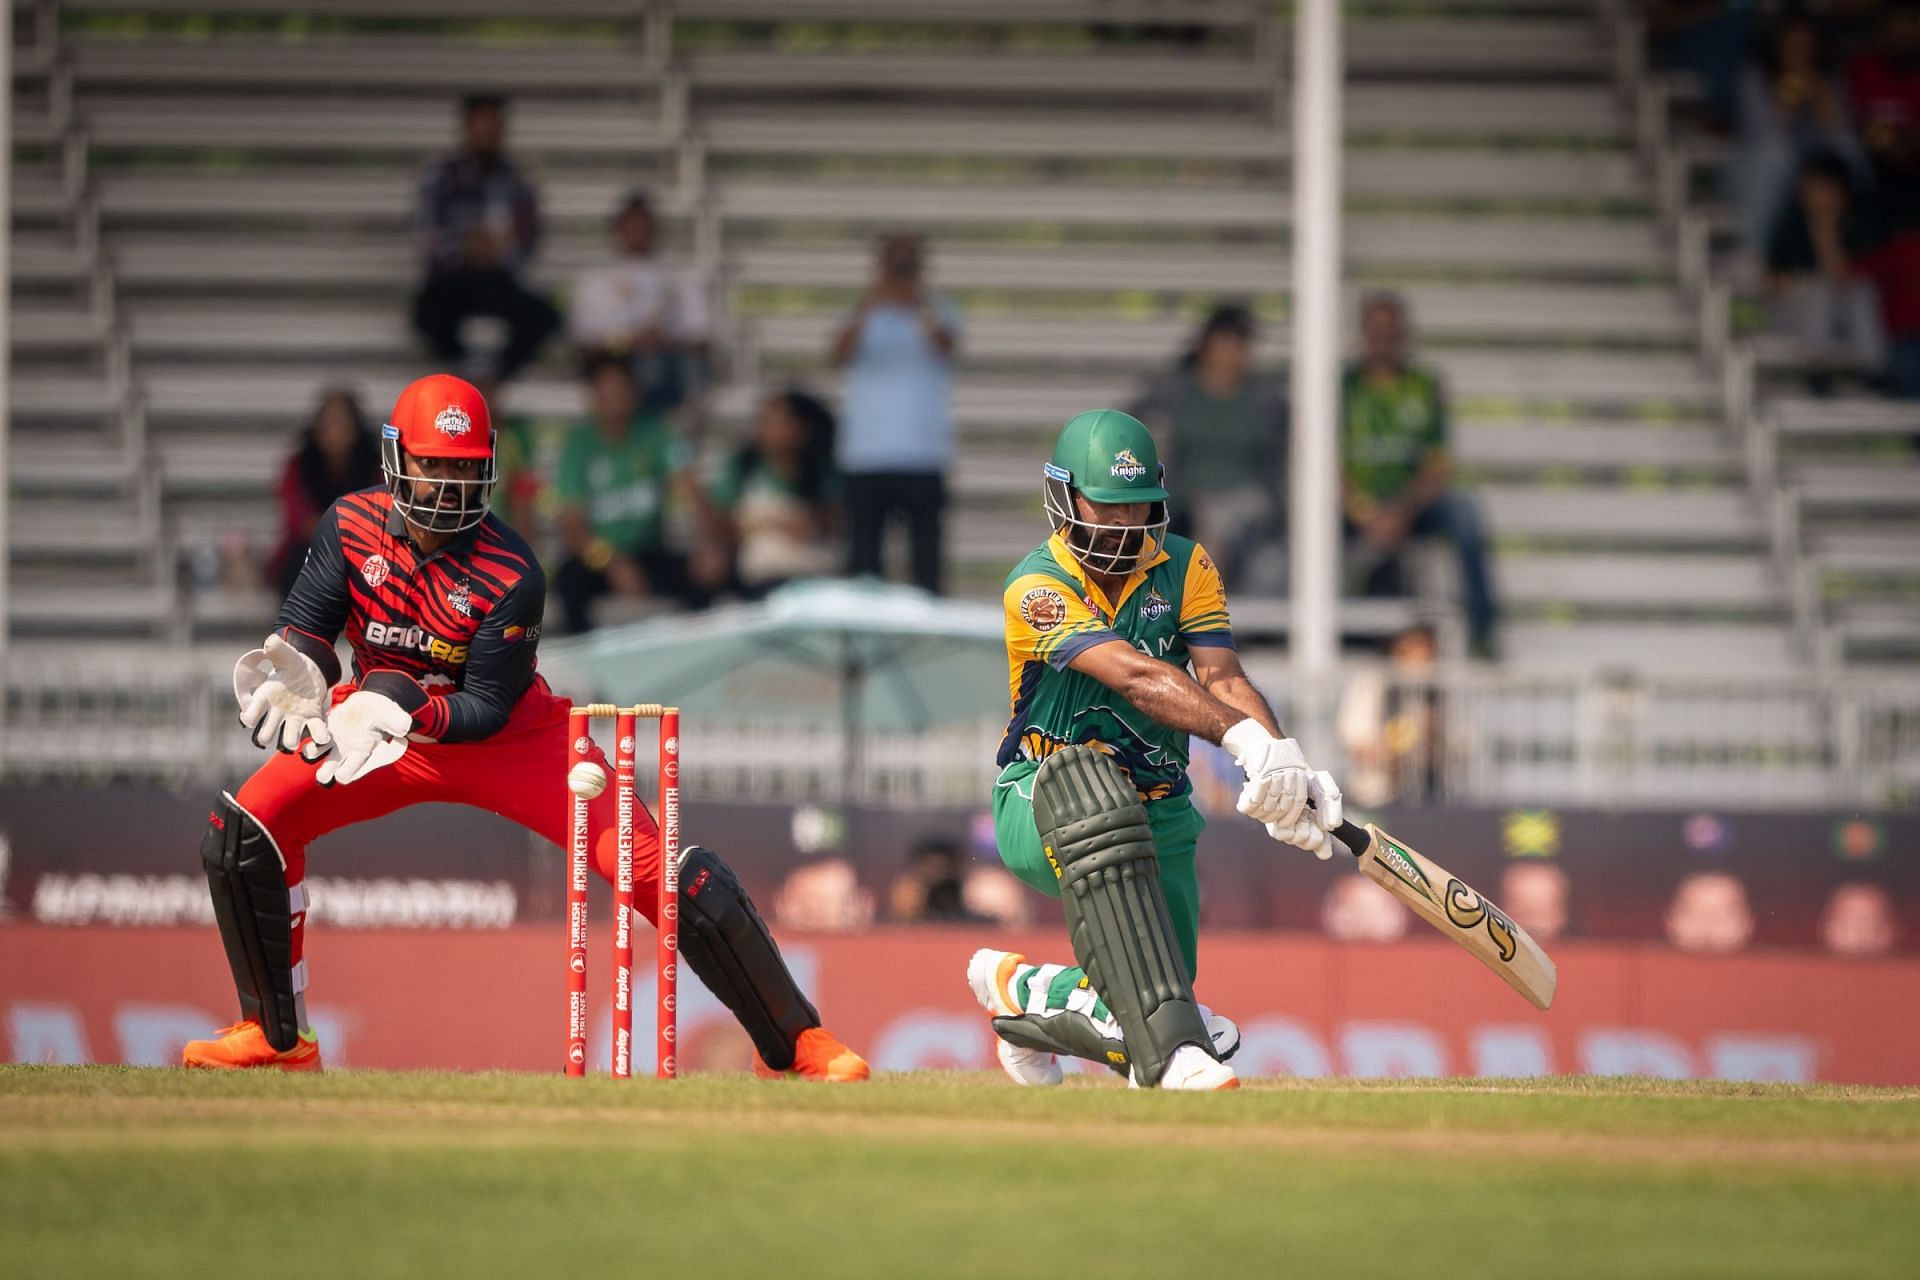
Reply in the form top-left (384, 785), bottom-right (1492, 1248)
top-left (360, 554), bottom-right (390, 588)
top-left (1019, 586), bottom-right (1069, 633)
top-left (435, 405), bottom-right (472, 438)
top-left (1197, 552), bottom-right (1216, 573)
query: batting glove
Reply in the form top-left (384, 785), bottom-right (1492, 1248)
top-left (1265, 771), bottom-right (1343, 860)
top-left (1222, 720), bottom-right (1312, 828)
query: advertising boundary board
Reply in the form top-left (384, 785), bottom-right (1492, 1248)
top-left (3, 925), bottom-right (1914, 1084)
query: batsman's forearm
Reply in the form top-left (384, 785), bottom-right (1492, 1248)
top-left (1207, 674), bottom-right (1283, 738)
top-left (1116, 663), bottom-right (1243, 744)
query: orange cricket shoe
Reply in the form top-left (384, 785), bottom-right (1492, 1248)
top-left (181, 1020), bottom-right (323, 1072)
top-left (752, 1027), bottom-right (870, 1082)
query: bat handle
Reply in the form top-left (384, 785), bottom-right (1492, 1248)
top-left (1333, 819), bottom-right (1372, 858)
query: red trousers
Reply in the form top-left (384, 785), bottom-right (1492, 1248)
top-left (234, 685), bottom-right (661, 977)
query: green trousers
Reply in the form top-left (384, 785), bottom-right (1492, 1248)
top-left (991, 759), bottom-right (1207, 978)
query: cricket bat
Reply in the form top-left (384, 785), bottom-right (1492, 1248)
top-left (1331, 819), bottom-right (1557, 1011)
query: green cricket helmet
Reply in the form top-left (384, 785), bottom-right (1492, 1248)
top-left (1042, 409), bottom-right (1171, 576)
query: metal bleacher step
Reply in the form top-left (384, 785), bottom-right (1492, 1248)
top-left (1500, 621), bottom-right (1799, 674)
top-left (82, 94), bottom-right (669, 159)
top-left (71, 36), bottom-right (662, 95)
top-left (98, 169), bottom-right (687, 233)
top-left (8, 500), bottom-right (155, 563)
top-left (1454, 421), bottom-right (1736, 473)
top-left (1480, 486), bottom-right (1760, 544)
top-left (1497, 552), bottom-right (1780, 611)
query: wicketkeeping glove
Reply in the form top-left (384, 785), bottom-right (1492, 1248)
top-left (233, 633), bottom-right (333, 759)
top-left (314, 688), bottom-right (413, 786)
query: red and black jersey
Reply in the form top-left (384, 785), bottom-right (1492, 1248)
top-left (274, 489), bottom-right (547, 743)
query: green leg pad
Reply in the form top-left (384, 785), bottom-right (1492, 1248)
top-left (992, 1012), bottom-right (1131, 1076)
top-left (1031, 746), bottom-right (1212, 1087)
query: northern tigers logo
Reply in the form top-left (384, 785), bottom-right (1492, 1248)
top-left (1019, 586), bottom-right (1068, 633)
top-left (1110, 449), bottom-right (1148, 481)
top-left (434, 405), bottom-right (473, 438)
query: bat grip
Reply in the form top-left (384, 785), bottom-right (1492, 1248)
top-left (1333, 819), bottom-right (1372, 858)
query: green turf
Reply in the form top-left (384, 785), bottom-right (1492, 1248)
top-left (4, 1068), bottom-right (1917, 1279)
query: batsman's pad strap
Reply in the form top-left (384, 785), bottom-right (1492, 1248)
top-left (1033, 746), bottom-right (1212, 1087)
top-left (993, 1013), bottom-right (1130, 1076)
top-left (200, 793), bottom-right (301, 1052)
top-left (676, 846), bottom-right (820, 1071)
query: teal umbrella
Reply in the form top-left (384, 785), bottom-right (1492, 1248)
top-left (540, 580), bottom-right (1008, 795)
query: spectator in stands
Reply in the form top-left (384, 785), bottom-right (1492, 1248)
top-left (1864, 230), bottom-right (1920, 396)
top-left (962, 865), bottom-right (1036, 927)
top-left (774, 857), bottom-right (876, 933)
top-left (888, 836), bottom-right (992, 925)
top-left (1336, 621), bottom-right (1443, 807)
top-left (828, 232), bottom-right (962, 595)
top-left (552, 356), bottom-right (714, 632)
top-left (708, 389), bottom-right (842, 600)
top-left (1321, 875), bottom-right (1409, 943)
top-left (1664, 870), bottom-right (1754, 953)
top-left (1819, 881), bottom-right (1898, 956)
top-left (1766, 149), bottom-right (1888, 389)
top-left (412, 94), bottom-right (560, 383)
top-left (1341, 292), bottom-right (1500, 660)
top-left (1128, 302), bottom-right (1289, 593)
top-left (268, 389), bottom-right (380, 601)
top-left (1499, 861), bottom-right (1571, 945)
top-left (1646, 1), bottom-right (1759, 131)
top-left (567, 189), bottom-right (711, 414)
top-left (1734, 8), bottom-right (1866, 256)
top-left (1846, 0), bottom-right (1920, 229)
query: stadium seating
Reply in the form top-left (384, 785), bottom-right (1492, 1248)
top-left (1631, 29), bottom-right (1920, 675)
top-left (16, 0), bottom-right (1900, 806)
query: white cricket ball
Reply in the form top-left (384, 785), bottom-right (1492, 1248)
top-left (567, 761), bottom-right (608, 799)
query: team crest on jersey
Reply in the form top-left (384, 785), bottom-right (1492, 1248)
top-left (1020, 586), bottom-right (1068, 633)
top-left (360, 554), bottom-right (390, 588)
top-left (446, 580), bottom-right (472, 617)
top-left (434, 405), bottom-right (473, 438)
top-left (1110, 449), bottom-right (1147, 481)
top-left (1141, 586), bottom-right (1172, 621)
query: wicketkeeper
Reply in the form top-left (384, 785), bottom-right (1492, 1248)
top-left (183, 373), bottom-right (867, 1081)
top-left (966, 409), bottom-right (1345, 1089)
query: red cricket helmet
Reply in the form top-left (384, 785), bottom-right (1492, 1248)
top-left (380, 373), bottom-right (497, 533)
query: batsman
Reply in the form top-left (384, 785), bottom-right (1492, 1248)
top-left (182, 372), bottom-right (866, 1081)
top-left (967, 409), bottom-right (1345, 1090)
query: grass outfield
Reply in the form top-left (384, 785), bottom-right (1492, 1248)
top-left (4, 1068), bottom-right (1918, 1279)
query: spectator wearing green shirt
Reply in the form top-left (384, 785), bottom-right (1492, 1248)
top-left (1341, 292), bottom-right (1499, 658)
top-left (709, 389), bottom-right (842, 600)
top-left (1127, 303), bottom-right (1289, 592)
top-left (552, 355), bottom-right (714, 632)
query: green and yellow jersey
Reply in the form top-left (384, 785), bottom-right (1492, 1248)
top-left (998, 532), bottom-right (1233, 801)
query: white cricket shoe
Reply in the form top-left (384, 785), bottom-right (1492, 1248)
top-left (966, 948), bottom-right (1064, 1087)
top-left (1198, 1004), bottom-right (1241, 1061)
top-left (1131, 1043), bottom-right (1240, 1091)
